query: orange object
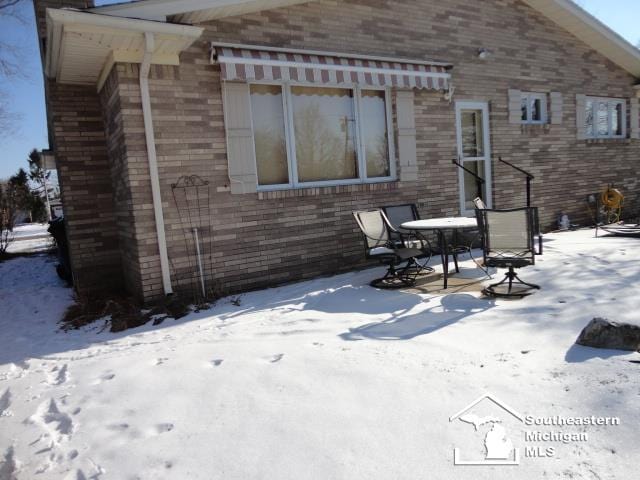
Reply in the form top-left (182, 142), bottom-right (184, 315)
top-left (601, 187), bottom-right (623, 209)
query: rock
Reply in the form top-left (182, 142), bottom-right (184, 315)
top-left (576, 318), bottom-right (640, 351)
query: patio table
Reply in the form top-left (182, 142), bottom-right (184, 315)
top-left (401, 217), bottom-right (478, 289)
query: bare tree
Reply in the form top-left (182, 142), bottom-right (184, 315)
top-left (0, 0), bottom-right (24, 137)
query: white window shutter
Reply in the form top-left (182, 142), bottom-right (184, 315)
top-left (508, 89), bottom-right (522, 124)
top-left (222, 82), bottom-right (257, 194)
top-left (396, 90), bottom-right (418, 182)
top-left (550, 92), bottom-right (563, 125)
top-left (630, 98), bottom-right (639, 139)
top-left (576, 94), bottom-right (587, 140)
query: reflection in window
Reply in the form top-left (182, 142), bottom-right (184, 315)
top-left (461, 110), bottom-right (484, 158)
top-left (530, 98), bottom-right (541, 122)
top-left (520, 92), bottom-right (547, 124)
top-left (463, 161), bottom-right (486, 211)
top-left (597, 101), bottom-right (609, 137)
top-left (613, 103), bottom-right (623, 136)
top-left (360, 90), bottom-right (390, 178)
top-left (249, 85), bottom-right (392, 188)
top-left (585, 97), bottom-right (625, 139)
top-left (250, 85), bottom-right (289, 185)
top-left (291, 86), bottom-right (358, 183)
top-left (521, 97), bottom-right (528, 122)
top-left (585, 100), bottom-right (594, 137)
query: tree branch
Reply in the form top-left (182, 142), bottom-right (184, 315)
top-left (0, 0), bottom-right (22, 11)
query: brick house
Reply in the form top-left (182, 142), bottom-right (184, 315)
top-left (33, 0), bottom-right (640, 302)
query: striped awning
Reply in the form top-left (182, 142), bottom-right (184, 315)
top-left (211, 44), bottom-right (451, 90)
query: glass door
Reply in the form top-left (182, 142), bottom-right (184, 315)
top-left (455, 101), bottom-right (492, 215)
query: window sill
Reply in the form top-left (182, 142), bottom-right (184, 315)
top-left (257, 180), bottom-right (399, 200)
top-left (584, 138), bottom-right (631, 145)
top-left (519, 123), bottom-right (552, 132)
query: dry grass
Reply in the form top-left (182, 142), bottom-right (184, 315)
top-left (61, 293), bottom-right (195, 333)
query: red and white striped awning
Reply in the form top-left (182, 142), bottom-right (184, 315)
top-left (211, 44), bottom-right (451, 90)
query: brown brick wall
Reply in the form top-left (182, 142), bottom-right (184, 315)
top-left (42, 0), bottom-right (640, 301)
top-left (99, 68), bottom-right (142, 296)
top-left (123, 0), bottom-right (636, 300)
top-left (34, 0), bottom-right (124, 294)
top-left (46, 80), bottom-right (124, 292)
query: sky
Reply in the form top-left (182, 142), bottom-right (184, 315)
top-left (0, 0), bottom-right (639, 180)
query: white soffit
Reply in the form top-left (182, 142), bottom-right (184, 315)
top-left (46, 9), bottom-right (203, 88)
top-left (522, 0), bottom-right (640, 77)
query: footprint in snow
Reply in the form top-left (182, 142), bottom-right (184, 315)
top-left (210, 359), bottom-right (223, 367)
top-left (47, 364), bottom-right (69, 386)
top-left (92, 372), bottom-right (115, 385)
top-left (155, 358), bottom-right (169, 366)
top-left (156, 423), bottom-right (174, 433)
top-left (268, 354), bottom-right (284, 363)
top-left (0, 388), bottom-right (11, 417)
top-left (0, 447), bottom-right (19, 479)
top-left (106, 423), bottom-right (130, 432)
top-left (29, 398), bottom-right (74, 444)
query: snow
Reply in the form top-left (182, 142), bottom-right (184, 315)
top-left (5, 224), bottom-right (53, 255)
top-left (0, 229), bottom-right (639, 479)
top-left (10, 224), bottom-right (50, 240)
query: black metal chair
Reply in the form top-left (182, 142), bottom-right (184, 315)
top-left (353, 209), bottom-right (423, 289)
top-left (475, 207), bottom-right (540, 298)
top-left (380, 204), bottom-right (433, 273)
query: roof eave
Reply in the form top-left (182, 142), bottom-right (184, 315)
top-left (45, 8), bottom-right (204, 88)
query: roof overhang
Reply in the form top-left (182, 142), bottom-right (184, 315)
top-left (90, 0), bottom-right (640, 79)
top-left (89, 0), bottom-right (308, 23)
top-left (45, 8), bottom-right (204, 90)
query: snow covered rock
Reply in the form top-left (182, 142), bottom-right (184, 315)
top-left (576, 318), bottom-right (640, 351)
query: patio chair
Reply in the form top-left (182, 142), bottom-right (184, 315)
top-left (380, 204), bottom-right (433, 272)
top-left (475, 207), bottom-right (540, 298)
top-left (353, 209), bottom-right (424, 289)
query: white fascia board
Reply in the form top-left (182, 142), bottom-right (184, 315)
top-left (89, 0), bottom-right (240, 20)
top-left (90, 0), bottom-right (310, 22)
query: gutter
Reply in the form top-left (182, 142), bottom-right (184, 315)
top-left (140, 31), bottom-right (173, 296)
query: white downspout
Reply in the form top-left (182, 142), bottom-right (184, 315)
top-left (140, 31), bottom-right (173, 295)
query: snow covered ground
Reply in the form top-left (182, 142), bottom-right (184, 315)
top-left (10, 223), bottom-right (50, 240)
top-left (0, 229), bottom-right (639, 480)
top-left (5, 224), bottom-right (53, 255)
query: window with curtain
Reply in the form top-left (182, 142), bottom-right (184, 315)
top-left (291, 86), bottom-right (358, 183)
top-left (584, 97), bottom-right (625, 139)
top-left (249, 85), bottom-right (394, 189)
top-left (249, 85), bottom-right (289, 185)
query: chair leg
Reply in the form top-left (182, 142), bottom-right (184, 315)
top-left (370, 259), bottom-right (418, 289)
top-left (483, 266), bottom-right (540, 298)
top-left (453, 253), bottom-right (460, 273)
